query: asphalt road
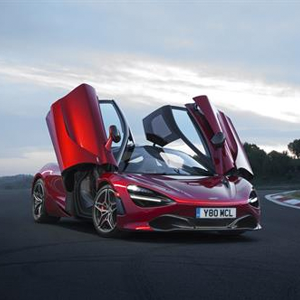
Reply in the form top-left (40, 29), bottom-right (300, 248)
top-left (1, 189), bottom-right (300, 300)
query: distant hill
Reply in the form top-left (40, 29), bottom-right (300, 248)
top-left (0, 174), bottom-right (34, 190)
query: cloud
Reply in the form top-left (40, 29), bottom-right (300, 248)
top-left (0, 148), bottom-right (55, 176)
top-left (1, 54), bottom-right (300, 123)
top-left (0, 1), bottom-right (299, 176)
top-left (1, 1), bottom-right (299, 85)
top-left (0, 53), bottom-right (299, 175)
top-left (218, 106), bottom-right (300, 153)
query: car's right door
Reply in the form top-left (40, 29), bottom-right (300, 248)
top-left (47, 84), bottom-right (133, 176)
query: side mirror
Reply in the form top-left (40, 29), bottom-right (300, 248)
top-left (105, 125), bottom-right (121, 151)
top-left (211, 132), bottom-right (226, 148)
top-left (110, 125), bottom-right (121, 143)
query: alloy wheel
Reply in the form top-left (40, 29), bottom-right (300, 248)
top-left (32, 180), bottom-right (44, 219)
top-left (93, 187), bottom-right (117, 234)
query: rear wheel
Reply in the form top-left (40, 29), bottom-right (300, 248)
top-left (32, 179), bottom-right (60, 223)
top-left (92, 185), bottom-right (120, 238)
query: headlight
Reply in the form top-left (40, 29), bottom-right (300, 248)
top-left (248, 190), bottom-right (259, 208)
top-left (127, 185), bottom-right (174, 207)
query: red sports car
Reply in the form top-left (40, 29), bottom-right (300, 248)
top-left (32, 84), bottom-right (261, 237)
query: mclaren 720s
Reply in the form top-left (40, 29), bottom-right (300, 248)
top-left (32, 83), bottom-right (261, 237)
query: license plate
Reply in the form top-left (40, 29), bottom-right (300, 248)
top-left (196, 208), bottom-right (236, 219)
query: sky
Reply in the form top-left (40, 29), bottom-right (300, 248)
top-left (0, 0), bottom-right (299, 175)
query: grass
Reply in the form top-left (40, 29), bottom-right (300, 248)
top-left (286, 191), bottom-right (300, 200)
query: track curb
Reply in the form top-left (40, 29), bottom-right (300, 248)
top-left (265, 190), bottom-right (300, 210)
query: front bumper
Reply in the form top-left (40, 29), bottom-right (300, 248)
top-left (117, 200), bottom-right (261, 232)
top-left (149, 214), bottom-right (261, 232)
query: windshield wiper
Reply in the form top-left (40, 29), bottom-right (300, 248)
top-left (180, 164), bottom-right (214, 176)
top-left (144, 172), bottom-right (168, 175)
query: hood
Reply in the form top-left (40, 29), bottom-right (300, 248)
top-left (123, 174), bottom-right (253, 204)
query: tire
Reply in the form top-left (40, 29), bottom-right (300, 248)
top-left (32, 179), bottom-right (60, 223)
top-left (92, 185), bottom-right (120, 238)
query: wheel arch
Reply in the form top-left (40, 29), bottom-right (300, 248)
top-left (31, 174), bottom-right (43, 193)
top-left (97, 179), bottom-right (112, 191)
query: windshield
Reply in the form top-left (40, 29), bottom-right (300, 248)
top-left (119, 146), bottom-right (213, 176)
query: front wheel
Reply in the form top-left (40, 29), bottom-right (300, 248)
top-left (32, 179), bottom-right (60, 223)
top-left (92, 185), bottom-right (120, 238)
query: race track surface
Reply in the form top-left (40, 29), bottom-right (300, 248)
top-left (1, 189), bottom-right (300, 300)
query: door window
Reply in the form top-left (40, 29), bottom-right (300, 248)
top-left (171, 108), bottom-right (210, 157)
top-left (99, 102), bottom-right (125, 161)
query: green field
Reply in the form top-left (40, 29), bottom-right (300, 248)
top-left (286, 190), bottom-right (300, 200)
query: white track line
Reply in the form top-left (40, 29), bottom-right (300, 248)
top-left (265, 191), bottom-right (300, 210)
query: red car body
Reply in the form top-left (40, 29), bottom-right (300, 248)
top-left (32, 84), bottom-right (261, 236)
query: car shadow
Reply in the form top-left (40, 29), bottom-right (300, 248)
top-left (55, 218), bottom-right (95, 235)
top-left (55, 218), bottom-right (259, 244)
top-left (121, 231), bottom-right (258, 244)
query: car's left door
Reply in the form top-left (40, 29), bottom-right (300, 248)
top-left (143, 96), bottom-right (253, 179)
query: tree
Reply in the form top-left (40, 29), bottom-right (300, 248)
top-left (244, 143), bottom-right (294, 180)
top-left (243, 143), bottom-right (268, 176)
top-left (288, 139), bottom-right (300, 158)
top-left (266, 150), bottom-right (292, 176)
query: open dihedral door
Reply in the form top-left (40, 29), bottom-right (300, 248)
top-left (143, 96), bottom-right (253, 179)
top-left (186, 96), bottom-right (253, 179)
top-left (46, 84), bottom-right (132, 189)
